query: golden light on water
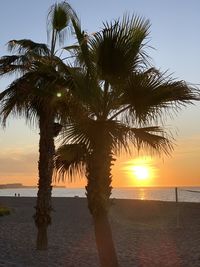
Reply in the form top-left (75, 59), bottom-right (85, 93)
top-left (122, 157), bottom-right (157, 186)
top-left (139, 188), bottom-right (145, 200)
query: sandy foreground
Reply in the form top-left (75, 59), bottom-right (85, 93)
top-left (1, 197), bottom-right (200, 267)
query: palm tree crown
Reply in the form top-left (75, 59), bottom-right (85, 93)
top-left (55, 14), bottom-right (199, 178)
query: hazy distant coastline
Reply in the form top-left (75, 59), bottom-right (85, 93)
top-left (0, 183), bottom-right (33, 189)
top-left (0, 183), bottom-right (65, 189)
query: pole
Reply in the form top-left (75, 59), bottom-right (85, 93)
top-left (175, 187), bottom-right (179, 228)
top-left (175, 187), bottom-right (178, 203)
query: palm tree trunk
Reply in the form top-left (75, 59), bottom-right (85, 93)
top-left (34, 112), bottom-right (55, 250)
top-left (93, 214), bottom-right (119, 267)
top-left (86, 131), bottom-right (119, 267)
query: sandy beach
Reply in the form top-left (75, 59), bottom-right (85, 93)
top-left (1, 197), bottom-right (200, 267)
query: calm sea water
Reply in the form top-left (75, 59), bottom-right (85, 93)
top-left (1, 187), bottom-right (200, 202)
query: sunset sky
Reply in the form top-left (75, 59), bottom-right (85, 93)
top-left (0, 0), bottom-right (199, 187)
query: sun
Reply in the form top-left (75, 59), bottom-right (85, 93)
top-left (121, 157), bottom-right (157, 186)
top-left (130, 164), bottom-right (151, 186)
top-left (132, 165), bottom-right (149, 180)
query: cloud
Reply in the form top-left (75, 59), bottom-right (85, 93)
top-left (174, 134), bottom-right (200, 156)
top-left (0, 150), bottom-right (38, 175)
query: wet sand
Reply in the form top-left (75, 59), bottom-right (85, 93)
top-left (1, 197), bottom-right (200, 266)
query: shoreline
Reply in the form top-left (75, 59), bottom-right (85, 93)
top-left (1, 197), bottom-right (200, 266)
top-left (1, 195), bottom-right (200, 205)
top-left (2, 187), bottom-right (200, 203)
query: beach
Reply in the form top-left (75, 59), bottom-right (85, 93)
top-left (1, 197), bottom-right (200, 266)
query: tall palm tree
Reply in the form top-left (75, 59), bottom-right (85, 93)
top-left (0, 1), bottom-right (78, 250)
top-left (54, 16), bottom-right (199, 267)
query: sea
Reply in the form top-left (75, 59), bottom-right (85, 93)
top-left (1, 187), bottom-right (200, 203)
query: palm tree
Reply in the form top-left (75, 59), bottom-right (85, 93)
top-left (54, 16), bottom-right (199, 267)
top-left (0, 1), bottom-right (78, 250)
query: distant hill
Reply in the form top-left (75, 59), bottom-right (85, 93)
top-left (0, 183), bottom-right (35, 189)
top-left (0, 183), bottom-right (65, 189)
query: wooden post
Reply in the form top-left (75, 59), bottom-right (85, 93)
top-left (175, 187), bottom-right (179, 228)
top-left (175, 187), bottom-right (178, 203)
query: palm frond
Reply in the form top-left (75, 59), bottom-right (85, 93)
top-left (60, 119), bottom-right (129, 156)
top-left (120, 14), bottom-right (151, 66)
top-left (7, 39), bottom-right (50, 56)
top-left (89, 14), bottom-right (150, 83)
top-left (63, 44), bottom-right (80, 52)
top-left (0, 60), bottom-right (75, 127)
top-left (54, 143), bottom-right (87, 182)
top-left (70, 18), bottom-right (97, 78)
top-left (121, 69), bottom-right (199, 124)
top-left (47, 1), bottom-right (78, 50)
top-left (129, 126), bottom-right (173, 155)
top-left (0, 77), bottom-right (38, 126)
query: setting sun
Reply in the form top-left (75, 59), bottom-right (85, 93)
top-left (121, 157), bottom-right (157, 186)
top-left (131, 166), bottom-right (149, 181)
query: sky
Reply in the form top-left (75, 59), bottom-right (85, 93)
top-left (0, 0), bottom-right (200, 187)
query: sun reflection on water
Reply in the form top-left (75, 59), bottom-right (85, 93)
top-left (139, 188), bottom-right (146, 200)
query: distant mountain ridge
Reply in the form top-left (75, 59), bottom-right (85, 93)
top-left (0, 183), bottom-right (35, 189)
top-left (0, 183), bottom-right (65, 189)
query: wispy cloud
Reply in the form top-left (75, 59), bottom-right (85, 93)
top-left (0, 150), bottom-right (38, 175)
top-left (173, 134), bottom-right (200, 156)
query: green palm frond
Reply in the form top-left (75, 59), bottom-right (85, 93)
top-left (119, 14), bottom-right (151, 66)
top-left (121, 69), bottom-right (199, 123)
top-left (0, 55), bottom-right (31, 75)
top-left (129, 126), bottom-right (173, 155)
top-left (62, 44), bottom-right (80, 54)
top-left (47, 1), bottom-right (78, 53)
top-left (59, 117), bottom-right (173, 161)
top-left (65, 68), bottom-right (101, 116)
top-left (0, 40), bottom-right (51, 77)
top-left (54, 143), bottom-right (87, 182)
top-left (121, 14), bottom-right (150, 38)
top-left (0, 60), bottom-right (74, 126)
top-left (69, 18), bottom-right (97, 78)
top-left (0, 76), bottom-right (38, 125)
top-left (7, 39), bottom-right (50, 56)
top-left (60, 120), bottom-right (92, 150)
top-left (89, 14), bottom-right (150, 83)
top-left (48, 1), bottom-right (78, 32)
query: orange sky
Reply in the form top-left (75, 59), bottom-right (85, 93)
top-left (0, 106), bottom-right (199, 188)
